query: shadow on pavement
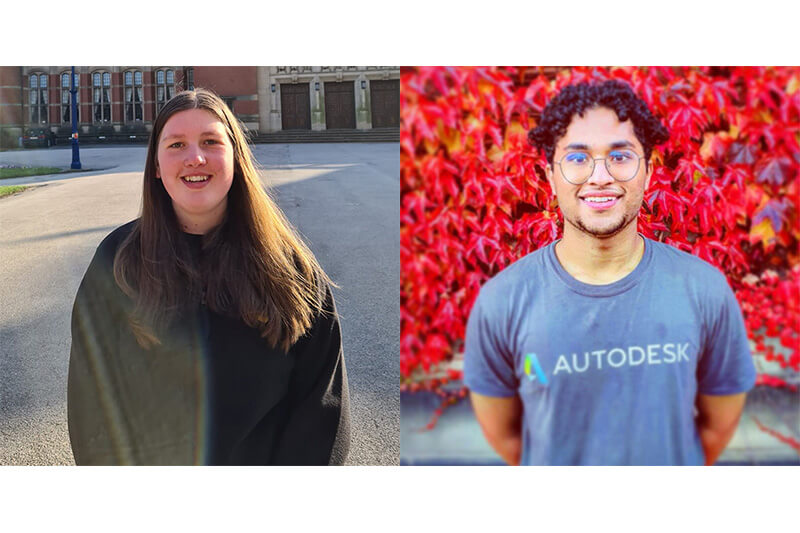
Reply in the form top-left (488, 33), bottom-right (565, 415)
top-left (0, 307), bottom-right (72, 422)
top-left (0, 225), bottom-right (120, 246)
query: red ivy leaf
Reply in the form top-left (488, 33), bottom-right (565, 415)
top-left (754, 155), bottom-right (793, 185)
top-left (728, 142), bottom-right (759, 165)
top-left (752, 197), bottom-right (791, 232)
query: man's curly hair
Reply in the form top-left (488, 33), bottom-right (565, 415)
top-left (528, 80), bottom-right (670, 166)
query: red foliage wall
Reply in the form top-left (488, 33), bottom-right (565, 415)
top-left (400, 66), bottom-right (800, 438)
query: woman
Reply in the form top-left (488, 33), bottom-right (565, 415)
top-left (67, 89), bottom-right (350, 465)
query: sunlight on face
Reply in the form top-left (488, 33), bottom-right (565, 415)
top-left (156, 109), bottom-right (235, 234)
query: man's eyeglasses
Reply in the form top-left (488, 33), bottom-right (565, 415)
top-left (557, 149), bottom-right (643, 185)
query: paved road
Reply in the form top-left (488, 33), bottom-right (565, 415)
top-left (0, 143), bottom-right (400, 465)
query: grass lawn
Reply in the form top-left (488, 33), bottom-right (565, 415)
top-left (0, 185), bottom-right (29, 198)
top-left (0, 166), bottom-right (62, 180)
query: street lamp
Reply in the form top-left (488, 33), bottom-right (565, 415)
top-left (70, 66), bottom-right (81, 170)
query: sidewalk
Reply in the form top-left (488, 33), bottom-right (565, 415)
top-left (0, 145), bottom-right (145, 187)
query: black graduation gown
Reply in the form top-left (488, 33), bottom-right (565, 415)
top-left (67, 221), bottom-right (350, 465)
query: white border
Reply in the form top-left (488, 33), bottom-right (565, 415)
top-left (1, 466), bottom-right (796, 531)
top-left (3, 1), bottom-right (797, 65)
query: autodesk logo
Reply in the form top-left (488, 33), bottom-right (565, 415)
top-left (552, 343), bottom-right (691, 375)
top-left (521, 343), bottom-right (691, 388)
top-left (521, 343), bottom-right (692, 388)
top-left (524, 353), bottom-right (549, 385)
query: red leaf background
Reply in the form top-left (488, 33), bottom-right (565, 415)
top-left (400, 66), bottom-right (800, 449)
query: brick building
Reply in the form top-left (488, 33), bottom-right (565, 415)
top-left (0, 66), bottom-right (400, 148)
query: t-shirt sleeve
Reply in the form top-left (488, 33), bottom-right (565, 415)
top-left (696, 276), bottom-right (757, 395)
top-left (270, 284), bottom-right (351, 465)
top-left (463, 286), bottom-right (518, 397)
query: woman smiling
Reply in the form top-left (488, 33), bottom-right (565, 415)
top-left (67, 89), bottom-right (350, 465)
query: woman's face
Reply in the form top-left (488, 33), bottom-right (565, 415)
top-left (155, 108), bottom-right (235, 234)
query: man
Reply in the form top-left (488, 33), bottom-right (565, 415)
top-left (463, 80), bottom-right (756, 466)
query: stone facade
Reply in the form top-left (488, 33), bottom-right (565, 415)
top-left (257, 66), bottom-right (401, 133)
top-left (0, 66), bottom-right (400, 148)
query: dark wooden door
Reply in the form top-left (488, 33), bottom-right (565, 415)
top-left (280, 83), bottom-right (311, 130)
top-left (324, 82), bottom-right (356, 129)
top-left (370, 79), bottom-right (400, 128)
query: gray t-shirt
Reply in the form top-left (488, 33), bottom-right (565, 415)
top-left (463, 236), bottom-right (756, 465)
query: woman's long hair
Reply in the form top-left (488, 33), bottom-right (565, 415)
top-left (114, 88), bottom-right (330, 352)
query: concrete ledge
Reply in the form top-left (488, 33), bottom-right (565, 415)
top-left (401, 387), bottom-right (800, 466)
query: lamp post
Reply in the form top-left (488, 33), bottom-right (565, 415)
top-left (70, 66), bottom-right (81, 169)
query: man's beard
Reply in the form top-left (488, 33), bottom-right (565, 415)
top-left (567, 208), bottom-right (639, 239)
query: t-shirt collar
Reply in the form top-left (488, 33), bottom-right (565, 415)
top-left (544, 233), bottom-right (653, 297)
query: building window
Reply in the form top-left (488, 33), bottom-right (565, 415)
top-left (156, 68), bottom-right (175, 115)
top-left (186, 68), bottom-right (194, 91)
top-left (124, 70), bottom-right (143, 122)
top-left (92, 71), bottom-right (111, 123)
top-left (29, 73), bottom-right (48, 124)
top-left (61, 72), bottom-right (80, 124)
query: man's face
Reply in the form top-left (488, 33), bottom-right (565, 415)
top-left (545, 106), bottom-right (652, 239)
